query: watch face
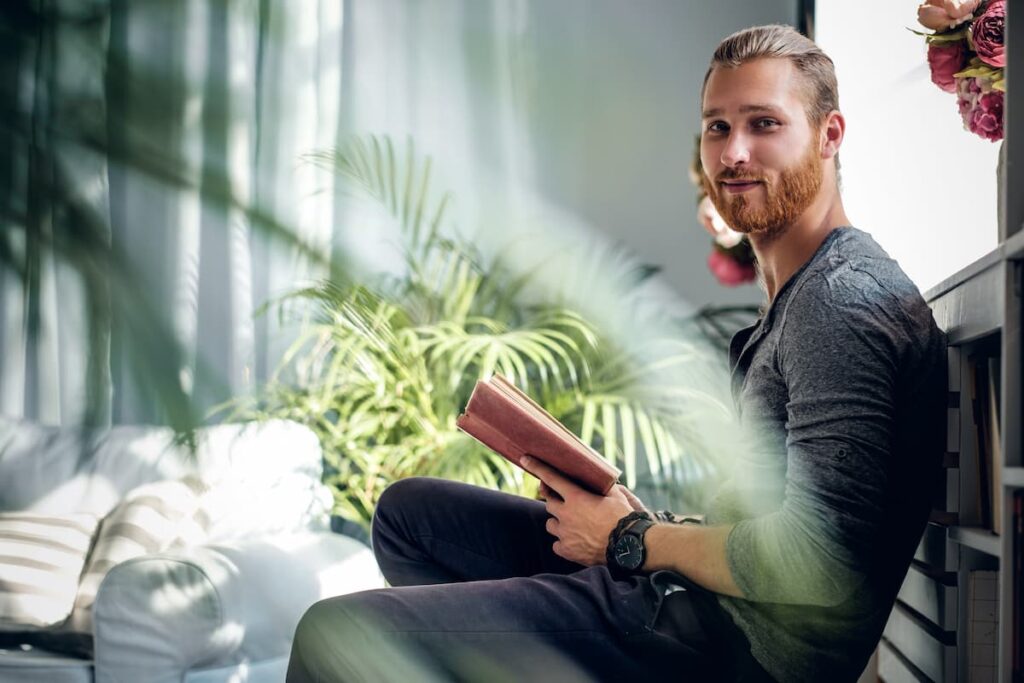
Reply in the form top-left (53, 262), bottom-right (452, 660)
top-left (614, 534), bottom-right (644, 570)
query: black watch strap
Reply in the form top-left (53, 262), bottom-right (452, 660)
top-left (606, 511), bottom-right (655, 579)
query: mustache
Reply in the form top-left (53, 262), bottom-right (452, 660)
top-left (714, 169), bottom-right (767, 183)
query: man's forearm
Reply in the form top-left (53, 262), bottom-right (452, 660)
top-left (642, 523), bottom-right (745, 598)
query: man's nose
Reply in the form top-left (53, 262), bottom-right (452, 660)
top-left (720, 133), bottom-right (750, 168)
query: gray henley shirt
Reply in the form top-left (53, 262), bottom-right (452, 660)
top-left (708, 226), bottom-right (947, 682)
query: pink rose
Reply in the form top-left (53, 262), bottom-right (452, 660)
top-left (956, 76), bottom-right (1003, 141)
top-left (971, 0), bottom-right (1005, 68)
top-left (927, 41), bottom-right (967, 92)
top-left (707, 249), bottom-right (756, 287)
top-left (969, 90), bottom-right (1004, 141)
top-left (697, 196), bottom-right (745, 248)
top-left (697, 196), bottom-right (725, 238)
top-left (917, 0), bottom-right (981, 31)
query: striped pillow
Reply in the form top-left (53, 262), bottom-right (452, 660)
top-left (64, 478), bottom-right (208, 634)
top-left (0, 512), bottom-right (99, 630)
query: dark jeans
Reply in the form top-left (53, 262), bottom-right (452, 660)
top-left (286, 477), bottom-right (768, 682)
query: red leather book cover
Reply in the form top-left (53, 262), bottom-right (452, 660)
top-left (456, 376), bottom-right (621, 495)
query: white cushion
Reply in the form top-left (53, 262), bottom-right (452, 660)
top-left (0, 418), bottom-right (331, 537)
top-left (65, 479), bottom-right (208, 635)
top-left (92, 533), bottom-right (383, 683)
top-left (0, 513), bottom-right (98, 631)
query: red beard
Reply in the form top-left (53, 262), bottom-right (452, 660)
top-left (703, 142), bottom-right (823, 241)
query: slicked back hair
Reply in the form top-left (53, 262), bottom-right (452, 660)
top-left (702, 24), bottom-right (839, 127)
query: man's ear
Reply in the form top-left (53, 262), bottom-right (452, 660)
top-left (821, 110), bottom-right (845, 160)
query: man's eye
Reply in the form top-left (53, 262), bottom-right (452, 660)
top-left (754, 119), bottom-right (780, 129)
top-left (707, 121), bottom-right (728, 133)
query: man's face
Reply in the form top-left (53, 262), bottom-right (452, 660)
top-left (700, 58), bottom-right (824, 239)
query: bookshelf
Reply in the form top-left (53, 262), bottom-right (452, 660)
top-left (877, 5), bottom-right (1022, 680)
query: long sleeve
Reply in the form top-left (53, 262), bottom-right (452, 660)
top-left (725, 268), bottom-right (908, 606)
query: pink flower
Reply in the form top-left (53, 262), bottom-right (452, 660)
top-left (697, 196), bottom-right (744, 248)
top-left (917, 0), bottom-right (981, 31)
top-left (969, 90), bottom-right (1004, 140)
top-left (707, 249), bottom-right (756, 287)
top-left (956, 76), bottom-right (1003, 141)
top-left (927, 41), bottom-right (967, 92)
top-left (971, 0), bottom-right (1005, 68)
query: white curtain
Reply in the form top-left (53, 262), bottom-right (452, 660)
top-left (2, 0), bottom-right (347, 425)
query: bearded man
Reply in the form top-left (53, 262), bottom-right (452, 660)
top-left (287, 24), bottom-right (946, 683)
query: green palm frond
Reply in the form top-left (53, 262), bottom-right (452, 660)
top-left (304, 135), bottom-right (451, 259)
top-left (418, 312), bottom-right (594, 397)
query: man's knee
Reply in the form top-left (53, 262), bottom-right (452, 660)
top-left (372, 477), bottom-right (435, 550)
top-left (289, 598), bottom-right (344, 682)
top-left (288, 592), bottom-right (445, 683)
top-left (288, 594), bottom-right (379, 682)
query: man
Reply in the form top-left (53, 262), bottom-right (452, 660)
top-left (287, 24), bottom-right (946, 683)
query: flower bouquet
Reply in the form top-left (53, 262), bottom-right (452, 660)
top-left (689, 137), bottom-right (756, 287)
top-left (916, 0), bottom-right (1006, 141)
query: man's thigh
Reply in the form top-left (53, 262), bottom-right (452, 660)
top-left (288, 566), bottom-right (714, 683)
top-left (372, 477), bottom-right (581, 585)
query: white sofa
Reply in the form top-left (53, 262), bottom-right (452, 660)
top-left (0, 417), bottom-right (383, 683)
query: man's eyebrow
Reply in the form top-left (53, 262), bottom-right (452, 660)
top-left (701, 104), bottom-right (783, 119)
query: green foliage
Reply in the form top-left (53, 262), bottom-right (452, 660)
top-left (229, 135), bottom-right (726, 528)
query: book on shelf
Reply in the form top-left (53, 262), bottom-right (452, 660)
top-left (966, 358), bottom-right (991, 528)
top-left (968, 354), bottom-right (1000, 533)
top-left (456, 375), bottom-right (621, 495)
top-left (987, 356), bottom-right (1002, 535)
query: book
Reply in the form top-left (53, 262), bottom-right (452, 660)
top-left (987, 357), bottom-right (1002, 535)
top-left (969, 356), bottom-right (993, 530)
top-left (456, 375), bottom-right (621, 495)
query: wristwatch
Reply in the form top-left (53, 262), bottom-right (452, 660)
top-left (606, 512), bottom-right (656, 578)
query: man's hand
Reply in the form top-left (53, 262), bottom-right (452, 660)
top-left (616, 484), bottom-right (648, 513)
top-left (539, 482), bottom-right (647, 513)
top-left (522, 455), bottom-right (634, 566)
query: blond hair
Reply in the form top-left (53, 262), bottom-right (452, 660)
top-left (702, 25), bottom-right (839, 127)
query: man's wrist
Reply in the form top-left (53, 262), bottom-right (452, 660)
top-left (605, 511), bottom-right (655, 579)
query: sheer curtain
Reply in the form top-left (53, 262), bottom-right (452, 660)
top-left (1, 0), bottom-right (345, 425)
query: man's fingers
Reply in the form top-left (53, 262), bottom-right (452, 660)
top-left (617, 484), bottom-right (647, 512)
top-left (545, 517), bottom-right (559, 537)
top-left (521, 455), bottom-right (577, 499)
top-left (539, 482), bottom-right (563, 502)
top-left (545, 496), bottom-right (563, 517)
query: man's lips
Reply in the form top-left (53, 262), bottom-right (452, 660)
top-left (719, 179), bottom-right (762, 194)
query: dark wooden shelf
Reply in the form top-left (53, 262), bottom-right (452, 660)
top-left (947, 525), bottom-right (1000, 557)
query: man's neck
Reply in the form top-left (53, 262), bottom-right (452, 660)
top-left (749, 196), bottom-right (850, 303)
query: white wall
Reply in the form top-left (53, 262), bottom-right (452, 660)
top-left (816, 0), bottom-right (1000, 293)
top-left (519, 0), bottom-right (797, 308)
